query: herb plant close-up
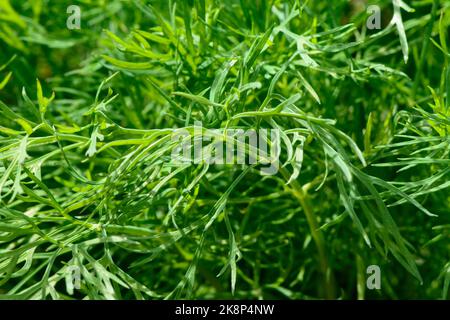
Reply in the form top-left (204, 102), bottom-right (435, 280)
top-left (0, 0), bottom-right (449, 300)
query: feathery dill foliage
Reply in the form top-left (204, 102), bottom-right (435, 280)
top-left (0, 0), bottom-right (449, 300)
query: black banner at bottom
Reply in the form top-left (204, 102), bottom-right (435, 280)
top-left (0, 300), bottom-right (445, 318)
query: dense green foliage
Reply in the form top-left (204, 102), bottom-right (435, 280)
top-left (0, 0), bottom-right (449, 299)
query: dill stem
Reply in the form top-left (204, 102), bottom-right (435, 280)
top-left (281, 168), bottom-right (336, 299)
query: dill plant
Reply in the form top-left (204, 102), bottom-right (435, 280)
top-left (0, 0), bottom-right (449, 299)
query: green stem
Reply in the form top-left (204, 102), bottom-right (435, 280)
top-left (413, 0), bottom-right (439, 98)
top-left (281, 168), bottom-right (336, 299)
